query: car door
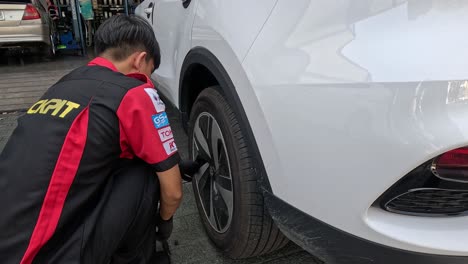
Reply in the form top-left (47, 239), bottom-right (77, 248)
top-left (137, 0), bottom-right (197, 104)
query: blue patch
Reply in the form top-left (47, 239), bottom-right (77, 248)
top-left (152, 112), bottom-right (169, 129)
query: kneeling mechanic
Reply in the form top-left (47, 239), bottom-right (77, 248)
top-left (0, 15), bottom-right (196, 263)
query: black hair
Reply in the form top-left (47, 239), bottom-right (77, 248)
top-left (94, 15), bottom-right (160, 69)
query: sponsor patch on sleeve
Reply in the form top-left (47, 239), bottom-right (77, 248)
top-left (144, 88), bottom-right (166, 113)
top-left (163, 138), bottom-right (177, 155)
top-left (152, 112), bottom-right (169, 129)
top-left (158, 126), bottom-right (174, 142)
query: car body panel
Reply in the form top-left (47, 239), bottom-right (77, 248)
top-left (0, 23), bottom-right (48, 44)
top-left (0, 1), bottom-right (51, 47)
top-left (136, 0), bottom-right (199, 102)
top-left (137, 0), bottom-right (278, 106)
top-left (139, 0), bottom-right (468, 258)
top-left (0, 4), bottom-right (25, 26)
top-left (243, 0), bottom-right (468, 256)
top-left (192, 0), bottom-right (278, 64)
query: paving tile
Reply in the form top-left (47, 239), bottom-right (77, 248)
top-left (0, 56), bottom-right (89, 112)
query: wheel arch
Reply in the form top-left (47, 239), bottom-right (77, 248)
top-left (179, 47), bottom-right (273, 193)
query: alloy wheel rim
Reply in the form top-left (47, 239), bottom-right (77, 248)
top-left (192, 112), bottom-right (234, 233)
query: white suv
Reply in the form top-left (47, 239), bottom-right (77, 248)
top-left (137, 1), bottom-right (468, 263)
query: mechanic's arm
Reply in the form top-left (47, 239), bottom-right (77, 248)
top-left (117, 85), bottom-right (184, 222)
top-left (157, 165), bottom-right (183, 220)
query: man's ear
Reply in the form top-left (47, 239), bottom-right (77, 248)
top-left (134, 51), bottom-right (148, 72)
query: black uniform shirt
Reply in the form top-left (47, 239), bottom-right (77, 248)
top-left (0, 57), bottom-right (180, 264)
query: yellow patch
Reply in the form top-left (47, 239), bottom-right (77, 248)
top-left (27, 99), bottom-right (80, 118)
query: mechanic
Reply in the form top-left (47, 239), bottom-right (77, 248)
top-left (0, 15), bottom-right (192, 263)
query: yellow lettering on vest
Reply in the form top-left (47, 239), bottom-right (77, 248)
top-left (38, 99), bottom-right (55, 114)
top-left (27, 100), bottom-right (46, 114)
top-left (27, 99), bottom-right (80, 117)
top-left (41, 99), bottom-right (68, 116)
top-left (59, 101), bottom-right (80, 118)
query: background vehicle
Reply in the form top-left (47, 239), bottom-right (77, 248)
top-left (137, 1), bottom-right (468, 263)
top-left (0, 0), bottom-right (55, 57)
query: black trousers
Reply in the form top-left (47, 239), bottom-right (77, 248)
top-left (80, 160), bottom-right (159, 264)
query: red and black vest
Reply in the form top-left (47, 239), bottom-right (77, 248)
top-left (0, 57), bottom-right (180, 263)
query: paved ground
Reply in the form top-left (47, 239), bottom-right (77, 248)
top-left (0, 56), bottom-right (320, 263)
top-left (0, 55), bottom-right (93, 111)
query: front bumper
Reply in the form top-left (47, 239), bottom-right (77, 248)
top-left (264, 191), bottom-right (468, 264)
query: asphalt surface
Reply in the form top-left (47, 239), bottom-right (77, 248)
top-left (0, 56), bottom-right (320, 264)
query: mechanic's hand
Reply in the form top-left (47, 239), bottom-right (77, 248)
top-left (179, 157), bottom-right (206, 182)
top-left (156, 214), bottom-right (173, 241)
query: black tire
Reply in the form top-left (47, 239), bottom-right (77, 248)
top-left (189, 87), bottom-right (289, 259)
top-left (42, 43), bottom-right (56, 61)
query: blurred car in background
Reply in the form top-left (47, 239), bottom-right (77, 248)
top-left (0, 0), bottom-right (55, 58)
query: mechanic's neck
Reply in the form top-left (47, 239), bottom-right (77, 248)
top-left (99, 54), bottom-right (138, 75)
